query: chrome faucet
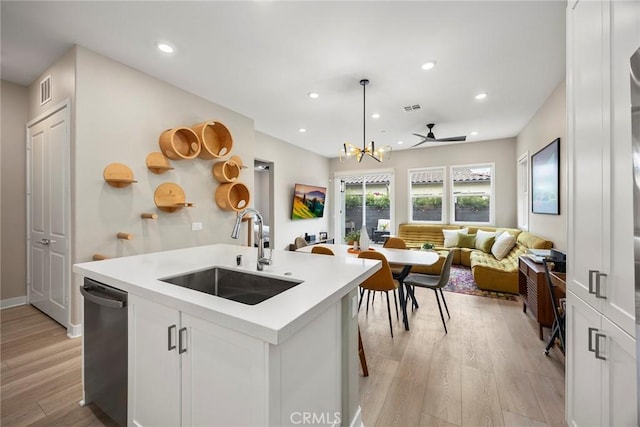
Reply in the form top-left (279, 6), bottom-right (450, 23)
top-left (231, 208), bottom-right (272, 271)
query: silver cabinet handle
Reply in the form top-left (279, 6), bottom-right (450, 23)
top-left (595, 272), bottom-right (607, 299)
top-left (588, 327), bottom-right (598, 352)
top-left (588, 270), bottom-right (597, 294)
top-left (178, 327), bottom-right (187, 354)
top-left (168, 325), bottom-right (177, 351)
top-left (594, 332), bottom-right (607, 360)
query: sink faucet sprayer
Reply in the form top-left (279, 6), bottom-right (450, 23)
top-left (231, 208), bottom-right (272, 271)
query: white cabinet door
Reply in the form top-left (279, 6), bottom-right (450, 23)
top-left (567, 0), bottom-right (607, 310)
top-left (601, 315), bottom-right (637, 426)
top-left (180, 313), bottom-right (266, 427)
top-left (566, 291), bottom-right (602, 426)
top-left (128, 295), bottom-right (181, 427)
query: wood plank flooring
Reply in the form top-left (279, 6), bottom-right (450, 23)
top-left (1, 289), bottom-right (565, 427)
top-left (1, 305), bottom-right (117, 427)
top-left (359, 288), bottom-right (566, 427)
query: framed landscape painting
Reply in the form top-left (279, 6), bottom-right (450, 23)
top-left (531, 138), bottom-right (560, 215)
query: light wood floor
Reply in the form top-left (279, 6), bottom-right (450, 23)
top-left (1, 290), bottom-right (565, 427)
top-left (1, 305), bottom-right (117, 427)
top-left (359, 287), bottom-right (566, 427)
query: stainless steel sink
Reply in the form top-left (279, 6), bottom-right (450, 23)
top-left (160, 267), bottom-right (303, 305)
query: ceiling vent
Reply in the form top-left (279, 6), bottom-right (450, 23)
top-left (40, 75), bottom-right (52, 106)
top-left (403, 104), bottom-right (421, 112)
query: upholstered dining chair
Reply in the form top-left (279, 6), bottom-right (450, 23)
top-left (383, 237), bottom-right (408, 280)
top-left (310, 245), bottom-right (369, 375)
top-left (311, 246), bottom-right (334, 255)
top-left (402, 250), bottom-right (455, 333)
top-left (357, 250), bottom-right (400, 337)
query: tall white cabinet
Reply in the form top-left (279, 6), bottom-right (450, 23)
top-left (566, 0), bottom-right (639, 425)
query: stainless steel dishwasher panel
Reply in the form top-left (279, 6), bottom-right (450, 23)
top-left (81, 278), bottom-right (127, 426)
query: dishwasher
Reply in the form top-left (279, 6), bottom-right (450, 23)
top-left (80, 278), bottom-right (128, 426)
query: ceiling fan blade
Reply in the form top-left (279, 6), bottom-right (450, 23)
top-left (435, 136), bottom-right (467, 142)
top-left (412, 133), bottom-right (427, 138)
top-left (411, 139), bottom-right (430, 148)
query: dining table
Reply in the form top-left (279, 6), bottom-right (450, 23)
top-left (296, 243), bottom-right (439, 330)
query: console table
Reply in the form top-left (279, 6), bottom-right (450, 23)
top-left (518, 256), bottom-right (562, 340)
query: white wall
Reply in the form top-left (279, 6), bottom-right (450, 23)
top-left (330, 137), bottom-right (518, 232)
top-left (516, 80), bottom-right (567, 250)
top-left (1, 81), bottom-right (29, 302)
top-left (254, 131), bottom-right (331, 250)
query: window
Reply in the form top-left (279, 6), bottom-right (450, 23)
top-left (408, 167), bottom-right (445, 223)
top-left (517, 152), bottom-right (529, 230)
top-left (451, 164), bottom-right (494, 224)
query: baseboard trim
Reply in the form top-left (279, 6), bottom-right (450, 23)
top-left (349, 406), bottom-right (363, 427)
top-left (0, 296), bottom-right (27, 309)
top-left (67, 322), bottom-right (82, 338)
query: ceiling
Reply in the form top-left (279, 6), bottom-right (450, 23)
top-left (1, 1), bottom-right (566, 159)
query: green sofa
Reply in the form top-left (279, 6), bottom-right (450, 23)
top-left (396, 223), bottom-right (553, 294)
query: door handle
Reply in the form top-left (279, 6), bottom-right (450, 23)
top-left (595, 272), bottom-right (607, 299)
top-left (36, 238), bottom-right (57, 245)
top-left (594, 332), bottom-right (607, 360)
top-left (178, 327), bottom-right (187, 354)
top-left (588, 327), bottom-right (598, 352)
top-left (588, 270), bottom-right (597, 294)
top-left (168, 325), bottom-right (177, 351)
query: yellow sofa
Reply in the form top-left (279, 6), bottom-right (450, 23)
top-left (396, 223), bottom-right (553, 293)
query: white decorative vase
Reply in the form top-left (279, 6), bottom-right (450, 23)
top-left (359, 225), bottom-right (370, 251)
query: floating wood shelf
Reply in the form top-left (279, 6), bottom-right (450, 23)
top-left (103, 163), bottom-right (138, 187)
top-left (154, 182), bottom-right (194, 212)
top-left (229, 155), bottom-right (247, 169)
top-left (215, 182), bottom-right (250, 212)
top-left (117, 232), bottom-right (134, 240)
top-left (212, 160), bottom-right (241, 183)
top-left (146, 152), bottom-right (174, 174)
top-left (92, 254), bottom-right (110, 261)
top-left (141, 213), bottom-right (158, 219)
top-left (192, 121), bottom-right (234, 160)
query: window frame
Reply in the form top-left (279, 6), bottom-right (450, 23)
top-left (407, 166), bottom-right (447, 224)
top-left (449, 162), bottom-right (495, 226)
top-left (517, 152), bottom-right (529, 230)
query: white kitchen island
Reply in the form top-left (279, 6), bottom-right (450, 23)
top-left (74, 244), bottom-right (380, 427)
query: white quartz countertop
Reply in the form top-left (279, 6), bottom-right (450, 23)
top-left (73, 244), bottom-right (380, 345)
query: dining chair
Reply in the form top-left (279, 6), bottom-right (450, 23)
top-left (402, 250), bottom-right (455, 333)
top-left (383, 237), bottom-right (408, 280)
top-left (357, 250), bottom-right (400, 337)
top-left (542, 258), bottom-right (566, 355)
top-left (310, 245), bottom-right (369, 375)
top-left (311, 246), bottom-right (334, 255)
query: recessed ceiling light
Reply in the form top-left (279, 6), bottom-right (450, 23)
top-left (397, 141), bottom-right (404, 145)
top-left (156, 41), bottom-right (175, 54)
top-left (371, 113), bottom-right (380, 119)
top-left (298, 128), bottom-right (307, 133)
top-left (308, 92), bottom-right (319, 99)
top-left (421, 61), bottom-right (437, 70)
top-left (474, 92), bottom-right (488, 100)
top-left (470, 131), bottom-right (479, 136)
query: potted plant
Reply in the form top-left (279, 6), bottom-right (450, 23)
top-left (344, 230), bottom-right (361, 245)
top-left (421, 242), bottom-right (435, 250)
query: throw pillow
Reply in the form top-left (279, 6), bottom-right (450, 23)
top-left (458, 233), bottom-right (476, 249)
top-left (475, 229), bottom-right (498, 252)
top-left (443, 228), bottom-right (468, 247)
top-left (478, 236), bottom-right (495, 253)
top-left (491, 231), bottom-right (517, 260)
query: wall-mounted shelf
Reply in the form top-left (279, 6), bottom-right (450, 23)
top-left (103, 163), bottom-right (138, 187)
top-left (230, 155), bottom-right (247, 169)
top-left (141, 213), bottom-right (158, 219)
top-left (212, 160), bottom-right (241, 183)
top-left (159, 127), bottom-right (201, 160)
top-left (215, 182), bottom-right (250, 212)
top-left (92, 254), bottom-right (110, 261)
top-left (192, 121), bottom-right (234, 160)
top-left (154, 182), bottom-right (194, 212)
top-left (146, 152), bottom-right (174, 174)
top-left (117, 232), bottom-right (134, 240)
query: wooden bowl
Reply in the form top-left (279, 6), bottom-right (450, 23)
top-left (159, 127), bottom-right (201, 160)
top-left (215, 182), bottom-right (250, 211)
top-left (191, 121), bottom-right (233, 160)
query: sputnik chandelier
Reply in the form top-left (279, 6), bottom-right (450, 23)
top-left (339, 79), bottom-right (391, 162)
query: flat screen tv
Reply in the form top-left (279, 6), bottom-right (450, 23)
top-left (531, 138), bottom-right (560, 215)
top-left (291, 183), bottom-right (326, 220)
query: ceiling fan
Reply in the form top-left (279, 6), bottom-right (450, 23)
top-left (412, 123), bottom-right (466, 147)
